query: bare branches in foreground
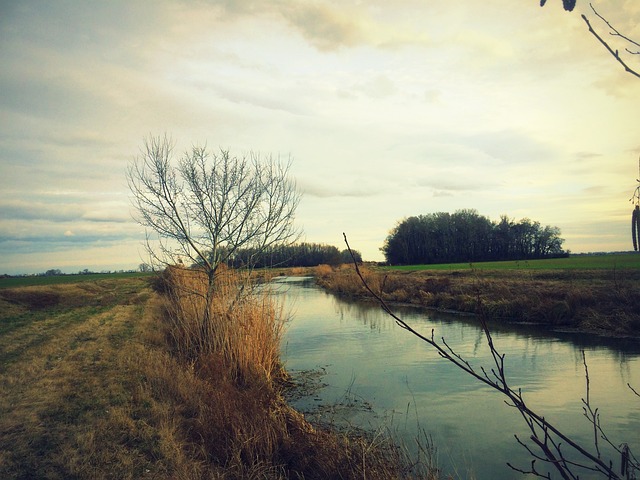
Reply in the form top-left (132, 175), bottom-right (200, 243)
top-left (581, 4), bottom-right (640, 80)
top-left (343, 233), bottom-right (639, 479)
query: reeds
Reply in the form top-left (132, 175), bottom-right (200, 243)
top-left (315, 265), bottom-right (640, 334)
top-left (150, 265), bottom-right (440, 478)
top-left (315, 263), bottom-right (382, 298)
top-left (160, 265), bottom-right (285, 384)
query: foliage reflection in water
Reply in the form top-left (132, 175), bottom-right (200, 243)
top-left (273, 276), bottom-right (640, 480)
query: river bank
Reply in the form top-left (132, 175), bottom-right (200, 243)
top-left (311, 264), bottom-right (640, 337)
top-left (278, 272), bottom-right (640, 480)
top-left (0, 272), bottom-right (439, 479)
top-left (3, 265), bottom-right (636, 478)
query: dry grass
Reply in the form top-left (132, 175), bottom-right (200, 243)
top-left (0, 277), bottom-right (154, 479)
top-left (153, 266), bottom-right (439, 478)
top-left (160, 265), bottom-right (286, 384)
top-left (0, 271), bottom-right (441, 479)
top-left (315, 263), bottom-right (383, 298)
top-left (315, 265), bottom-right (640, 335)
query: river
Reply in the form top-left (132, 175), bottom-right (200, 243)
top-left (272, 276), bottom-right (640, 480)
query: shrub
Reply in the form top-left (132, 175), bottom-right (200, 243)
top-left (315, 264), bottom-right (333, 277)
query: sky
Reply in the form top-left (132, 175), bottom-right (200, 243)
top-left (1, 1), bottom-right (640, 274)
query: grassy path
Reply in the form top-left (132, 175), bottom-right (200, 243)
top-left (0, 278), bottom-right (155, 479)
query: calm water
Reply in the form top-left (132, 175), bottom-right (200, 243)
top-left (273, 276), bottom-right (640, 480)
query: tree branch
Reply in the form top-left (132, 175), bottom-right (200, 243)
top-left (581, 8), bottom-right (640, 79)
top-left (343, 232), bottom-right (638, 479)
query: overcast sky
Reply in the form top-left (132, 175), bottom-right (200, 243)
top-left (1, 1), bottom-right (640, 274)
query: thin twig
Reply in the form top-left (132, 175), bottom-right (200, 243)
top-left (342, 233), bottom-right (636, 479)
top-left (582, 350), bottom-right (602, 459)
top-left (582, 7), bottom-right (640, 79)
top-left (589, 4), bottom-right (640, 51)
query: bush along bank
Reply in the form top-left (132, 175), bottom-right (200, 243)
top-left (314, 264), bottom-right (640, 337)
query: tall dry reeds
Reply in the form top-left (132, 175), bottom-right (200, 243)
top-left (316, 265), bottom-right (640, 334)
top-left (315, 263), bottom-right (382, 299)
top-left (160, 265), bottom-right (285, 384)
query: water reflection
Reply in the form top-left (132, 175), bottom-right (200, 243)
top-left (274, 277), bottom-right (640, 480)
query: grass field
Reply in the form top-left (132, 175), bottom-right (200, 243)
top-left (382, 253), bottom-right (640, 272)
top-left (0, 276), bottom-right (157, 478)
top-left (0, 271), bottom-right (152, 289)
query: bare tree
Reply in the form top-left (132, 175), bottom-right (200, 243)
top-left (127, 135), bottom-right (301, 339)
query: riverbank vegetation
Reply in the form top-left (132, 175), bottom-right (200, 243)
top-left (315, 255), bottom-right (640, 336)
top-left (0, 271), bottom-right (437, 479)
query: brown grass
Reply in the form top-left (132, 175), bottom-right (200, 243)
top-left (0, 277), bottom-right (153, 478)
top-left (153, 266), bottom-right (439, 478)
top-left (0, 271), bottom-right (441, 479)
top-left (159, 265), bottom-right (286, 384)
top-left (315, 265), bottom-right (640, 335)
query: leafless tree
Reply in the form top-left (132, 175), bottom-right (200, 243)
top-left (128, 135), bottom-right (301, 338)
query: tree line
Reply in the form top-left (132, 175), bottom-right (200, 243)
top-left (381, 209), bottom-right (566, 265)
top-left (226, 242), bottom-right (362, 269)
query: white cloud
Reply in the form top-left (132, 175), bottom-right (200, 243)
top-left (1, 0), bottom-right (639, 271)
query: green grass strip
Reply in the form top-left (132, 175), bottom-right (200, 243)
top-left (382, 253), bottom-right (640, 271)
top-left (0, 272), bottom-right (153, 289)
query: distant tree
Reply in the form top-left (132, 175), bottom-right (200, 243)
top-left (43, 269), bottom-right (63, 276)
top-left (138, 263), bottom-right (152, 273)
top-left (381, 210), bottom-right (566, 265)
top-left (339, 247), bottom-right (362, 265)
top-left (220, 242), bottom-right (361, 268)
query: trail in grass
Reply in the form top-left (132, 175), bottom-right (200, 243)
top-left (0, 279), bottom-right (151, 479)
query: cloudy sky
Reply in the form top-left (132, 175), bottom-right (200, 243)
top-left (1, 1), bottom-right (640, 274)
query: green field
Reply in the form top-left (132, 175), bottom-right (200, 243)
top-left (0, 271), bottom-right (152, 289)
top-left (382, 253), bottom-right (640, 272)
